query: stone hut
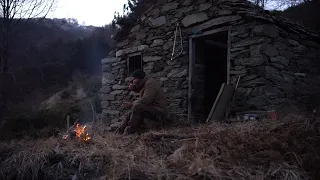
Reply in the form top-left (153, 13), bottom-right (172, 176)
top-left (100, 0), bottom-right (320, 124)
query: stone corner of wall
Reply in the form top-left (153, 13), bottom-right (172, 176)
top-left (101, 57), bottom-right (122, 64)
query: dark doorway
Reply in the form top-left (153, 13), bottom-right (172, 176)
top-left (192, 31), bottom-right (228, 122)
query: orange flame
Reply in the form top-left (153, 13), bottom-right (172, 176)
top-left (74, 123), bottom-right (91, 141)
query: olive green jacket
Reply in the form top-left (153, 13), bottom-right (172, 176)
top-left (133, 75), bottom-right (168, 115)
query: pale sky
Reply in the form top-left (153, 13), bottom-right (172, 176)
top-left (47, 0), bottom-right (287, 27)
top-left (48, 0), bottom-right (127, 26)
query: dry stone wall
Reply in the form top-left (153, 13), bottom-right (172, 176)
top-left (101, 0), bottom-right (320, 125)
top-left (229, 22), bottom-right (320, 110)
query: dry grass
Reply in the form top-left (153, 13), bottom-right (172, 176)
top-left (0, 113), bottom-right (319, 180)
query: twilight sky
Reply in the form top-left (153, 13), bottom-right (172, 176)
top-left (48, 0), bottom-right (127, 26)
top-left (47, 0), bottom-right (285, 27)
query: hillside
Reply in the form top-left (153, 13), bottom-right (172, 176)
top-left (5, 18), bottom-right (95, 50)
top-left (1, 18), bottom-right (114, 106)
top-left (279, 0), bottom-right (320, 32)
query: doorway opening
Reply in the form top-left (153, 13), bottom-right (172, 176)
top-left (191, 30), bottom-right (228, 122)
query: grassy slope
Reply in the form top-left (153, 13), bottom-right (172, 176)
top-left (0, 113), bottom-right (319, 180)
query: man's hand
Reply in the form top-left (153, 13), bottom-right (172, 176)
top-left (129, 83), bottom-right (140, 93)
top-left (129, 83), bottom-right (136, 90)
top-left (121, 102), bottom-right (133, 109)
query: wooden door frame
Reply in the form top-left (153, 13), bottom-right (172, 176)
top-left (187, 26), bottom-right (231, 123)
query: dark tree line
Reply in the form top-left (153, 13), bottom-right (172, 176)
top-left (0, 0), bottom-right (57, 122)
top-left (3, 24), bottom-right (115, 104)
top-left (0, 1), bottom-right (115, 125)
top-left (67, 25), bottom-right (115, 76)
top-left (0, 18), bottom-right (115, 121)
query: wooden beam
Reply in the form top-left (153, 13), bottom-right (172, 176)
top-left (188, 15), bottom-right (242, 35)
top-left (206, 83), bottom-right (225, 123)
top-left (227, 27), bottom-right (231, 84)
top-left (204, 40), bottom-right (227, 48)
top-left (188, 38), bottom-right (195, 123)
top-left (190, 26), bottom-right (230, 39)
top-left (206, 83), bottom-right (235, 123)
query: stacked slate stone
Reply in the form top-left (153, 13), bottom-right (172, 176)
top-left (101, 0), bottom-right (320, 127)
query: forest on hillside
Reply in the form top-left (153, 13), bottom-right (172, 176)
top-left (0, 16), bottom-right (116, 114)
top-left (1, 18), bottom-right (115, 102)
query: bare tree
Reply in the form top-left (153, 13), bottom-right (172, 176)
top-left (0, 0), bottom-right (57, 122)
top-left (255, 0), bottom-right (267, 9)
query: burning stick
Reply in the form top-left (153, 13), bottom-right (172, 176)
top-left (62, 123), bottom-right (76, 140)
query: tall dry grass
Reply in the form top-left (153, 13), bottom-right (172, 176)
top-left (0, 113), bottom-right (319, 180)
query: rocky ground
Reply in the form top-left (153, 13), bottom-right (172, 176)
top-left (0, 112), bottom-right (319, 180)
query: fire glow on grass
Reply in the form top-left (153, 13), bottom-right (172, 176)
top-left (74, 123), bottom-right (91, 141)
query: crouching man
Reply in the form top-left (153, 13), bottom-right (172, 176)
top-left (117, 69), bottom-right (168, 134)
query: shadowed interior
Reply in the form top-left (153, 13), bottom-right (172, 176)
top-left (193, 31), bottom-right (228, 121)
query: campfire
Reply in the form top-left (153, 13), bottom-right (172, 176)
top-left (62, 123), bottom-right (91, 142)
top-left (74, 123), bottom-right (91, 141)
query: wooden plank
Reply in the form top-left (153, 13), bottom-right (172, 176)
top-left (128, 52), bottom-right (141, 57)
top-left (188, 15), bottom-right (242, 35)
top-left (189, 26), bottom-right (229, 38)
top-left (227, 27), bottom-right (231, 84)
top-left (187, 38), bottom-right (195, 123)
top-left (206, 83), bottom-right (225, 123)
top-left (225, 76), bottom-right (241, 117)
top-left (206, 83), bottom-right (235, 123)
top-left (211, 84), bottom-right (235, 122)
